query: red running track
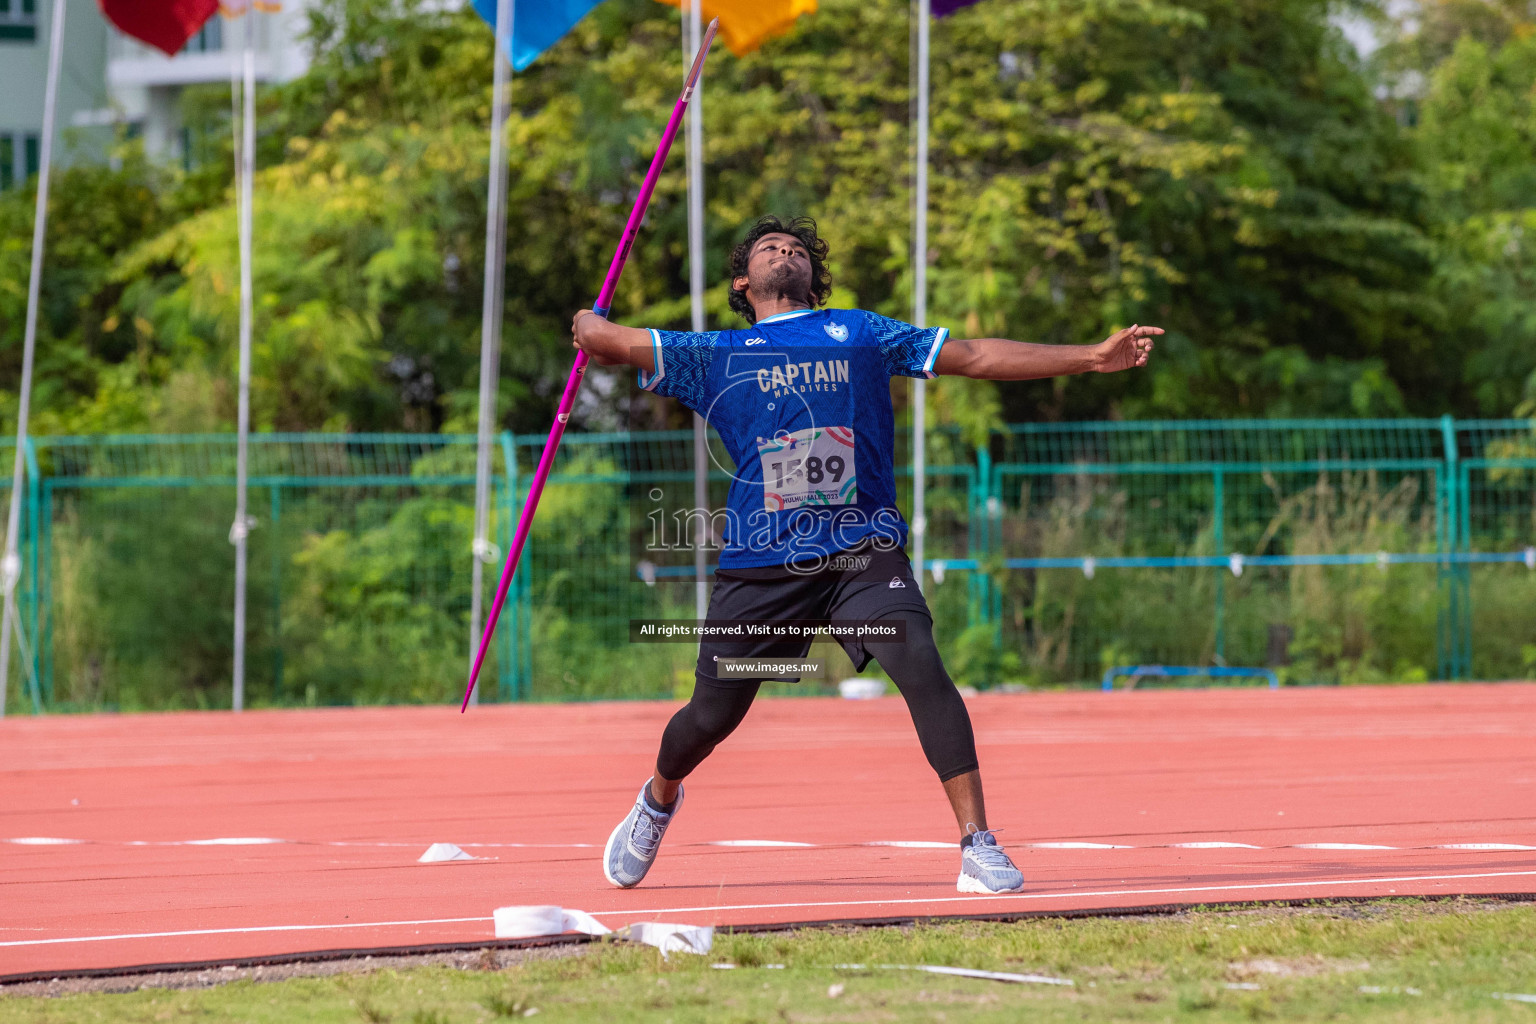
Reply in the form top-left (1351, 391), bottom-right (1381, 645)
top-left (3, 684), bottom-right (1536, 978)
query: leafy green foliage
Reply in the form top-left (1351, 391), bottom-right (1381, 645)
top-left (0, 147), bottom-right (171, 434)
top-left (1414, 30), bottom-right (1536, 415)
top-left (1, 0), bottom-right (1531, 435)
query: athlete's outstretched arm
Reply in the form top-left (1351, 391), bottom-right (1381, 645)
top-left (571, 309), bottom-right (655, 371)
top-left (934, 325), bottom-right (1161, 380)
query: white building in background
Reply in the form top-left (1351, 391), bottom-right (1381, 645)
top-left (108, 1), bottom-right (315, 161)
top-left (0, 0), bottom-right (108, 189)
top-left (0, 0), bottom-right (313, 189)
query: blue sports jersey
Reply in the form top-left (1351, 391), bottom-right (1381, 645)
top-left (637, 308), bottom-right (948, 570)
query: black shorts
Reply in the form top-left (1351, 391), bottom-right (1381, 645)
top-left (698, 541), bottom-right (933, 683)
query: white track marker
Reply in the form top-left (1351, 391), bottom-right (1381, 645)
top-left (1030, 842), bottom-right (1134, 849)
top-left (419, 843), bottom-right (474, 863)
top-left (1170, 842), bottom-right (1264, 849)
top-left (707, 840), bottom-right (816, 848)
top-left (1437, 844), bottom-right (1536, 851)
top-left (1292, 843), bottom-right (1398, 850)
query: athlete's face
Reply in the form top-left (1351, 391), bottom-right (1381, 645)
top-left (734, 232), bottom-right (813, 312)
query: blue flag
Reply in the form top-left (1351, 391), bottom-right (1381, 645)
top-left (932, 0), bottom-right (982, 14)
top-left (471, 0), bottom-right (604, 72)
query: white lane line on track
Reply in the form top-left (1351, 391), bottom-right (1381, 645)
top-left (183, 838), bottom-right (288, 846)
top-left (6, 838), bottom-right (1535, 852)
top-left (6, 838), bottom-right (85, 845)
top-left (7, 868), bottom-right (1536, 951)
top-left (2, 838), bottom-right (597, 849)
top-left (617, 868), bottom-right (1536, 917)
top-left (0, 918), bottom-right (491, 949)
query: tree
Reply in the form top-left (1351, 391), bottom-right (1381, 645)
top-left (1415, 32), bottom-right (1536, 415)
top-left (0, 0), bottom-right (1522, 435)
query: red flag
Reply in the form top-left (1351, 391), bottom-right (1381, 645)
top-left (98, 0), bottom-right (219, 56)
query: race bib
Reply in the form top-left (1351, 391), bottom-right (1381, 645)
top-left (756, 427), bottom-right (857, 510)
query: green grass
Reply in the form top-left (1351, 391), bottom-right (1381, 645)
top-left (7, 901), bottom-right (1536, 1022)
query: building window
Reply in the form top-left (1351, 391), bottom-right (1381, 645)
top-left (0, 133), bottom-right (41, 190)
top-left (182, 16), bottom-right (221, 53)
top-left (0, 0), bottom-right (38, 43)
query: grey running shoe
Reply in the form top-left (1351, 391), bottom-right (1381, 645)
top-left (956, 829), bottom-right (1025, 894)
top-left (602, 779), bottom-right (683, 889)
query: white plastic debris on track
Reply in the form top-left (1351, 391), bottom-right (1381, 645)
top-left (492, 905), bottom-right (712, 957)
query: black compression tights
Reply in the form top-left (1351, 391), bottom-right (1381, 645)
top-left (655, 610), bottom-right (979, 783)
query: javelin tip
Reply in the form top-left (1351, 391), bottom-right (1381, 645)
top-left (685, 17), bottom-right (720, 85)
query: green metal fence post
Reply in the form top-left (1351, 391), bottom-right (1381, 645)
top-left (1435, 422), bottom-right (1451, 679)
top-left (1212, 467), bottom-right (1226, 664)
top-left (24, 437), bottom-right (41, 703)
top-left (1455, 458), bottom-right (1473, 678)
top-left (39, 481), bottom-right (51, 704)
top-left (497, 430), bottom-right (523, 700)
top-left (971, 446), bottom-right (992, 630)
top-left (270, 485), bottom-right (282, 702)
top-left (1435, 415), bottom-right (1471, 680)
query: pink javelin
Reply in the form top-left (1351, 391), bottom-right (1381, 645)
top-left (463, 19), bottom-right (721, 712)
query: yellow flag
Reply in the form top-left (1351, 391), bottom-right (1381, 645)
top-left (219, 0), bottom-right (284, 14)
top-left (654, 0), bottom-right (817, 56)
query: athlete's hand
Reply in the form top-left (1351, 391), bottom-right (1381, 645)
top-left (1093, 324), bottom-right (1161, 373)
top-left (571, 309), bottom-right (624, 366)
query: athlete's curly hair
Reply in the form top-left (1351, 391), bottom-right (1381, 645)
top-left (728, 215), bottom-right (833, 325)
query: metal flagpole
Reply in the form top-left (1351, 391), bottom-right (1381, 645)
top-left (230, 7), bottom-right (257, 712)
top-left (468, 0), bottom-right (515, 704)
top-left (911, 0), bottom-right (930, 592)
top-left (462, 20), bottom-right (719, 710)
top-left (0, 0), bottom-right (66, 718)
top-left (684, 0), bottom-right (708, 621)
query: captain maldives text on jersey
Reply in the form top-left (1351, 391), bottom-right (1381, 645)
top-left (753, 355), bottom-right (850, 396)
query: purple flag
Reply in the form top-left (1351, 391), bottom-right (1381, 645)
top-left (932, 0), bottom-right (982, 14)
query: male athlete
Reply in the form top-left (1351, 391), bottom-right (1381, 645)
top-left (572, 215), bottom-right (1158, 894)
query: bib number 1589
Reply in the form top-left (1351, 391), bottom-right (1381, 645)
top-left (756, 427), bottom-right (857, 510)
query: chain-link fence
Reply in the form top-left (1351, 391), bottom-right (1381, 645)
top-left (2, 417), bottom-right (1533, 713)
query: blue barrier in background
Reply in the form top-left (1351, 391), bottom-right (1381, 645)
top-left (1101, 664), bottom-right (1281, 691)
